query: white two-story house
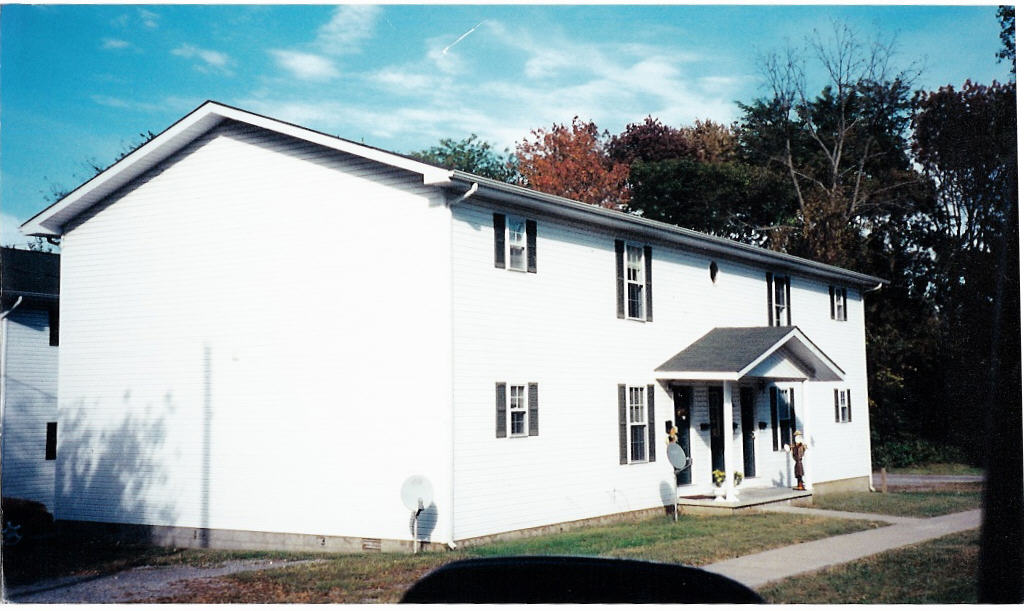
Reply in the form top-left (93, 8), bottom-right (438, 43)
top-left (20, 101), bottom-right (882, 551)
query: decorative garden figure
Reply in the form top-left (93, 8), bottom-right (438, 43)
top-left (785, 431), bottom-right (807, 490)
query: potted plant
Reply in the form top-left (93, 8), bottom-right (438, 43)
top-left (734, 471), bottom-right (744, 487)
top-left (712, 470), bottom-right (726, 501)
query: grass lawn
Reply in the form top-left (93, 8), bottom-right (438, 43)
top-left (135, 512), bottom-right (883, 603)
top-left (759, 529), bottom-right (979, 603)
top-left (885, 463), bottom-right (983, 476)
top-left (812, 490), bottom-right (982, 517)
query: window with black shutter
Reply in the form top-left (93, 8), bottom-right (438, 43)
top-left (766, 274), bottom-right (791, 326)
top-left (494, 213), bottom-right (537, 273)
top-left (496, 381), bottom-right (539, 438)
top-left (830, 286), bottom-right (848, 321)
top-left (773, 387), bottom-right (795, 449)
top-left (617, 241), bottom-right (653, 322)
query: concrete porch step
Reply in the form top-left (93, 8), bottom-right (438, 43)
top-left (677, 487), bottom-right (812, 514)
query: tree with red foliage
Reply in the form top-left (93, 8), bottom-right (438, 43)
top-left (514, 117), bottom-right (630, 210)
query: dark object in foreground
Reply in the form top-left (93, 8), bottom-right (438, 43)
top-left (2, 497), bottom-right (55, 543)
top-left (400, 556), bottom-right (763, 603)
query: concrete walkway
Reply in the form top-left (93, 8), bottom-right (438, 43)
top-left (702, 507), bottom-right (982, 589)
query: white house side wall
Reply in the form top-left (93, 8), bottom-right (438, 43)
top-left (55, 120), bottom-right (453, 544)
top-left (450, 201), bottom-right (873, 539)
top-left (1, 308), bottom-right (58, 510)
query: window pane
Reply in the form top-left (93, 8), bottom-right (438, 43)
top-left (509, 246), bottom-right (525, 270)
top-left (628, 284), bottom-right (643, 318)
top-left (508, 217), bottom-right (525, 244)
top-left (511, 412), bottom-right (525, 435)
top-left (630, 424), bottom-right (646, 461)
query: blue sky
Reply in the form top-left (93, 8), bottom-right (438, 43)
top-left (1, 4), bottom-right (1011, 246)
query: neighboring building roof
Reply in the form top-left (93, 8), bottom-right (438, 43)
top-left (1, 247), bottom-right (60, 304)
top-left (21, 100), bottom-right (886, 290)
top-left (655, 326), bottom-right (844, 382)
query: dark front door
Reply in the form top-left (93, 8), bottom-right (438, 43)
top-left (740, 387), bottom-right (756, 477)
top-left (708, 386), bottom-right (725, 474)
top-left (672, 386), bottom-right (692, 485)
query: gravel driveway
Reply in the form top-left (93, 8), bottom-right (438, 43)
top-left (4, 559), bottom-right (316, 603)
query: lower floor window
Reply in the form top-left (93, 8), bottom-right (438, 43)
top-left (628, 386), bottom-right (647, 462)
top-left (510, 385), bottom-right (526, 436)
top-left (836, 389), bottom-right (852, 423)
top-left (772, 387), bottom-right (795, 450)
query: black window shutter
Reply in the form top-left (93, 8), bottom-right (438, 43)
top-left (48, 309), bottom-right (59, 347)
top-left (647, 384), bottom-right (656, 462)
top-left (495, 382), bottom-right (507, 438)
top-left (528, 382), bottom-right (539, 436)
top-left (493, 213), bottom-right (506, 269)
top-left (785, 277), bottom-right (792, 325)
top-left (615, 240), bottom-right (625, 319)
top-left (829, 286), bottom-right (836, 320)
top-left (841, 288), bottom-right (848, 321)
top-left (834, 388), bottom-right (840, 422)
top-left (770, 387), bottom-right (779, 450)
top-left (847, 389), bottom-right (852, 422)
top-left (618, 384), bottom-right (628, 464)
top-left (644, 245), bottom-right (653, 322)
top-left (45, 422), bottom-right (57, 460)
top-left (766, 273), bottom-right (774, 326)
top-left (526, 219), bottom-right (537, 273)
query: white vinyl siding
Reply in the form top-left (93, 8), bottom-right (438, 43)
top-left (56, 120), bottom-right (454, 543)
top-left (1, 308), bottom-right (59, 510)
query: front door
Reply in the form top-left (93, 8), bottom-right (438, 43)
top-left (672, 386), bottom-right (692, 485)
top-left (740, 387), bottom-right (756, 477)
top-left (708, 386), bottom-right (725, 475)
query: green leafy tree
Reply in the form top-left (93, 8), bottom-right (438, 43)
top-left (409, 134), bottom-right (518, 183)
top-left (997, 5), bottom-right (1015, 73)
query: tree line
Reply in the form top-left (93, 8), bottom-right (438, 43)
top-left (410, 15), bottom-right (1019, 470)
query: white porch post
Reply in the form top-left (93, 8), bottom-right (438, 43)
top-left (722, 381), bottom-right (738, 501)
top-left (799, 380), bottom-right (812, 490)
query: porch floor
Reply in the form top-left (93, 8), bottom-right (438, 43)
top-left (676, 486), bottom-right (812, 515)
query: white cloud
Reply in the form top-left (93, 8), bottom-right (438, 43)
top-left (138, 8), bottom-right (159, 29)
top-left (269, 50), bottom-right (339, 82)
top-left (172, 44), bottom-right (233, 76)
top-left (314, 5), bottom-right (380, 55)
top-left (101, 38), bottom-right (132, 50)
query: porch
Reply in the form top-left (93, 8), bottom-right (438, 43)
top-left (676, 486), bottom-right (813, 515)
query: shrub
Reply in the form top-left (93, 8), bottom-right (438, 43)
top-left (872, 438), bottom-right (970, 469)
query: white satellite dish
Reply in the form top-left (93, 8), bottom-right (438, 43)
top-left (667, 443), bottom-right (691, 471)
top-left (401, 475), bottom-right (434, 553)
top-left (401, 475), bottom-right (434, 512)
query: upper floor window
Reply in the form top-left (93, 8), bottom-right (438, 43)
top-left (48, 309), bottom-right (59, 347)
top-left (493, 213), bottom-right (536, 273)
top-left (618, 384), bottom-right (656, 465)
top-left (830, 286), bottom-right (848, 321)
top-left (835, 389), bottom-right (852, 423)
top-left (615, 240), bottom-right (653, 322)
top-left (495, 382), bottom-right (539, 438)
top-left (766, 273), bottom-right (791, 327)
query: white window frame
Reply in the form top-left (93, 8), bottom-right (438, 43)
top-left (772, 275), bottom-right (789, 327)
top-left (508, 384), bottom-right (528, 437)
top-left (506, 215), bottom-right (527, 272)
top-left (837, 389), bottom-right (851, 423)
top-left (624, 244), bottom-right (645, 320)
top-left (832, 287), bottom-right (848, 322)
top-left (627, 385), bottom-right (648, 462)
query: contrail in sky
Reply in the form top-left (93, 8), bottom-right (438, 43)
top-left (442, 22), bottom-right (484, 55)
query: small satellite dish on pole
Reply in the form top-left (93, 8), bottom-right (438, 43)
top-left (667, 443), bottom-right (691, 472)
top-left (401, 475), bottom-right (434, 553)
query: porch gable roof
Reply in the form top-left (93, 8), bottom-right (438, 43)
top-left (654, 326), bottom-right (844, 382)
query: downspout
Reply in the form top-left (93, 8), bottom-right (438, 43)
top-left (863, 281), bottom-right (882, 490)
top-left (447, 182), bottom-right (478, 549)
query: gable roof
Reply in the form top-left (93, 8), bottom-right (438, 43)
top-left (655, 326), bottom-right (844, 382)
top-left (21, 100), bottom-right (886, 289)
top-left (1, 247), bottom-right (60, 303)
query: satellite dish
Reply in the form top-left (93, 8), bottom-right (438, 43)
top-left (667, 443), bottom-right (691, 471)
top-left (401, 475), bottom-right (434, 512)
